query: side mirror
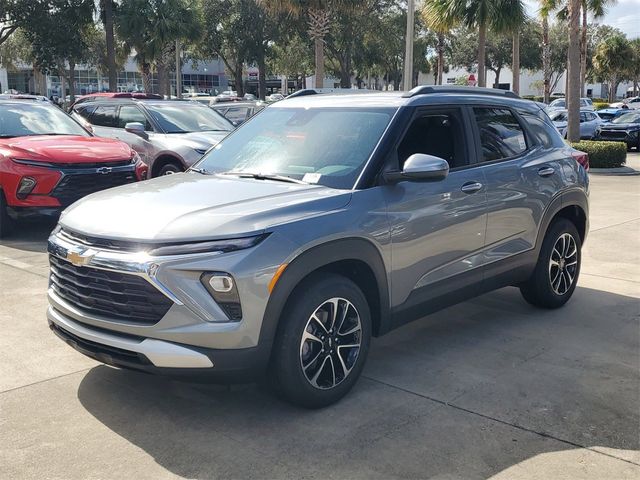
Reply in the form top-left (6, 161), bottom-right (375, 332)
top-left (124, 122), bottom-right (148, 139)
top-left (383, 153), bottom-right (450, 183)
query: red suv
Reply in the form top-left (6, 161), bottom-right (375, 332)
top-left (0, 99), bottom-right (148, 237)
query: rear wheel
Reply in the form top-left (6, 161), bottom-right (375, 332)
top-left (0, 191), bottom-right (14, 239)
top-left (520, 218), bottom-right (581, 308)
top-left (270, 273), bottom-right (371, 408)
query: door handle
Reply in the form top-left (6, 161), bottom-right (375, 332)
top-left (538, 166), bottom-right (555, 177)
top-left (461, 181), bottom-right (483, 194)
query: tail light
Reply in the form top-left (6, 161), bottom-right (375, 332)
top-left (571, 150), bottom-right (589, 172)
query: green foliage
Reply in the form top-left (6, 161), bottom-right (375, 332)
top-left (570, 141), bottom-right (627, 168)
top-left (593, 102), bottom-right (609, 110)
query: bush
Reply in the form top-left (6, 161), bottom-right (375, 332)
top-left (522, 95), bottom-right (545, 103)
top-left (570, 141), bottom-right (627, 168)
top-left (591, 97), bottom-right (608, 103)
top-left (594, 102), bottom-right (610, 110)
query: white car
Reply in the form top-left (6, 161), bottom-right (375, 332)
top-left (546, 97), bottom-right (595, 113)
top-left (609, 96), bottom-right (640, 110)
top-left (549, 109), bottom-right (602, 139)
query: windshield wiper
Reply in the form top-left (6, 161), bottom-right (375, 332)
top-left (189, 167), bottom-right (210, 175)
top-left (221, 171), bottom-right (308, 184)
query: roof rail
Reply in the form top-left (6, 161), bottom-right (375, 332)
top-left (402, 85), bottom-right (520, 99)
top-left (287, 88), bottom-right (373, 99)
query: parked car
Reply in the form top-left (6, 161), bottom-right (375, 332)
top-left (266, 93), bottom-right (285, 102)
top-left (0, 99), bottom-right (145, 237)
top-left (549, 109), bottom-right (602, 139)
top-left (593, 111), bottom-right (640, 151)
top-left (71, 99), bottom-right (235, 176)
top-left (595, 107), bottom-right (628, 121)
top-left (546, 97), bottom-right (594, 113)
top-left (70, 92), bottom-right (163, 110)
top-left (47, 86), bottom-right (589, 407)
top-left (609, 96), bottom-right (640, 110)
top-left (211, 101), bottom-right (266, 125)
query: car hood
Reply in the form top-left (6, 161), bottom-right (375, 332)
top-left (0, 135), bottom-right (132, 163)
top-left (60, 173), bottom-right (351, 242)
top-left (167, 130), bottom-right (230, 148)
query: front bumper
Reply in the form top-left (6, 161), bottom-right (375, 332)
top-left (48, 305), bottom-right (271, 381)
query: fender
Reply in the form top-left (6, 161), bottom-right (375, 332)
top-left (534, 187), bottom-right (589, 257)
top-left (258, 238), bottom-right (391, 351)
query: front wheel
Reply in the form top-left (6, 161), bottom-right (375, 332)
top-left (0, 191), bottom-right (13, 239)
top-left (270, 274), bottom-right (371, 408)
top-left (520, 218), bottom-right (582, 308)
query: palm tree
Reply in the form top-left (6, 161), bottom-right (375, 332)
top-left (629, 38), bottom-right (640, 96)
top-left (492, 1), bottom-right (527, 95)
top-left (593, 35), bottom-right (633, 102)
top-left (99, 0), bottom-right (117, 92)
top-left (422, 0), bottom-right (525, 88)
top-left (422, 0), bottom-right (458, 86)
top-left (566, 0), bottom-right (581, 142)
top-left (581, 0), bottom-right (616, 96)
top-left (260, 1), bottom-right (357, 89)
top-left (540, 2), bottom-right (552, 102)
top-left (116, 0), bottom-right (200, 94)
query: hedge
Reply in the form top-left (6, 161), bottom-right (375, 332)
top-left (594, 102), bottom-right (610, 110)
top-left (569, 141), bottom-right (627, 168)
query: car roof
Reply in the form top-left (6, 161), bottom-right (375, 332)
top-left (272, 86), bottom-right (539, 112)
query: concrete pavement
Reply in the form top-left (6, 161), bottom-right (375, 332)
top-left (1, 155), bottom-right (639, 479)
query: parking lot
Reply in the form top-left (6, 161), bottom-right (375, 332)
top-left (1, 154), bottom-right (638, 479)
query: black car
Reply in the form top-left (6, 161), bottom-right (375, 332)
top-left (594, 111), bottom-right (640, 151)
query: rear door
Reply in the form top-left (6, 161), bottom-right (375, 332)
top-left (86, 104), bottom-right (119, 140)
top-left (472, 106), bottom-right (565, 267)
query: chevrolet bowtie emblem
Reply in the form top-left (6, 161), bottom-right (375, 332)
top-left (66, 250), bottom-right (94, 267)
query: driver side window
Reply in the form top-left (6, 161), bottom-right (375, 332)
top-left (397, 110), bottom-right (466, 170)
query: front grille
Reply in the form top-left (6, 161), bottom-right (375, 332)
top-left (49, 255), bottom-right (173, 325)
top-left (60, 228), bottom-right (149, 252)
top-left (599, 131), bottom-right (628, 140)
top-left (52, 170), bottom-right (136, 206)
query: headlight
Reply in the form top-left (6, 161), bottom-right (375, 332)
top-left (630, 130), bottom-right (639, 138)
top-left (147, 234), bottom-right (268, 256)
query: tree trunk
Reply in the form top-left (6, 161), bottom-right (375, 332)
top-left (234, 63), bottom-right (244, 97)
top-left (543, 15), bottom-right (551, 103)
top-left (314, 36), bottom-right (324, 88)
top-left (437, 31), bottom-right (445, 85)
top-left (140, 62), bottom-right (151, 93)
top-left (60, 73), bottom-right (66, 106)
top-left (512, 32), bottom-right (520, 94)
top-left (493, 68), bottom-right (501, 89)
top-left (156, 62), bottom-right (167, 97)
top-left (104, 0), bottom-right (117, 92)
top-left (68, 61), bottom-right (76, 104)
top-left (567, 0), bottom-right (582, 142)
top-left (478, 22), bottom-right (487, 87)
top-left (580, 5), bottom-right (587, 97)
top-left (608, 74), bottom-right (617, 102)
top-left (257, 53), bottom-right (266, 100)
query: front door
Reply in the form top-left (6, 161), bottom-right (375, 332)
top-left (382, 107), bottom-right (487, 309)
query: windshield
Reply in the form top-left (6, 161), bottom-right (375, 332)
top-left (550, 99), bottom-right (565, 108)
top-left (146, 103), bottom-right (233, 133)
top-left (194, 107), bottom-right (394, 189)
top-left (550, 111), bottom-right (568, 122)
top-left (612, 112), bottom-right (640, 124)
top-left (0, 103), bottom-right (89, 138)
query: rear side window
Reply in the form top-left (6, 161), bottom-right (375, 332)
top-left (473, 107), bottom-right (527, 162)
top-left (74, 104), bottom-right (96, 120)
top-left (521, 111), bottom-right (566, 149)
top-left (89, 105), bottom-right (117, 128)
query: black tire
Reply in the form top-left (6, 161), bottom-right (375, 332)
top-left (157, 162), bottom-right (183, 176)
top-left (269, 273), bottom-right (371, 408)
top-left (0, 191), bottom-right (14, 239)
top-left (520, 218), bottom-right (582, 309)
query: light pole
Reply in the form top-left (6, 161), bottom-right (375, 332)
top-left (403, 0), bottom-right (415, 91)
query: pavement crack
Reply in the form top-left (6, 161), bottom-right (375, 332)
top-left (362, 375), bottom-right (640, 467)
top-left (0, 259), bottom-right (48, 279)
top-left (0, 368), bottom-right (93, 395)
top-left (589, 218), bottom-right (640, 233)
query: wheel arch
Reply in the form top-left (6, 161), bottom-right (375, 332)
top-left (536, 189), bottom-right (589, 252)
top-left (259, 238), bottom-right (391, 352)
top-left (151, 154), bottom-right (185, 177)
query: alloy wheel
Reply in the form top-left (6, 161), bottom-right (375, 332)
top-left (299, 297), bottom-right (362, 390)
top-left (549, 233), bottom-right (578, 295)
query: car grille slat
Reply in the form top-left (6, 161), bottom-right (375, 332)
top-left (49, 255), bottom-right (172, 325)
top-left (52, 171), bottom-right (136, 206)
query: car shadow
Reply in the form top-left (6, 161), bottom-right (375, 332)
top-left (0, 218), bottom-right (56, 253)
top-left (76, 285), bottom-right (639, 478)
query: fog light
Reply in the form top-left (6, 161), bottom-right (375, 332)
top-left (201, 272), bottom-right (242, 321)
top-left (17, 177), bottom-right (37, 199)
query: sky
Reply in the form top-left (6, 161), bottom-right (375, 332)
top-left (523, 0), bottom-right (640, 39)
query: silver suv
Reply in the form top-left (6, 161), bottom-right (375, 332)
top-left (48, 87), bottom-right (589, 408)
top-left (71, 99), bottom-right (234, 177)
